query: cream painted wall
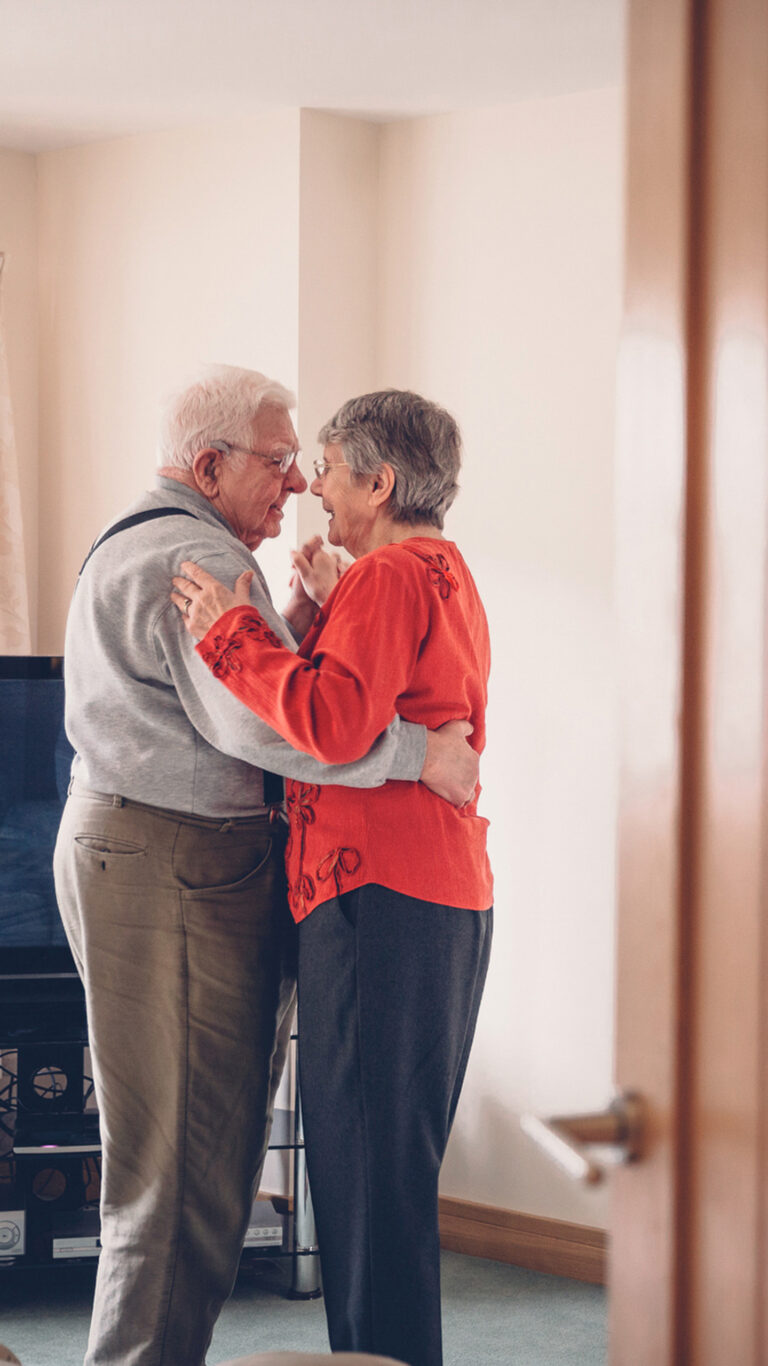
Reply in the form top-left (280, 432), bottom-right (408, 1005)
top-left (296, 110), bottom-right (380, 543)
top-left (35, 112), bottom-right (302, 652)
top-left (0, 149), bottom-right (39, 646)
top-left (4, 91), bottom-right (622, 1228)
top-left (378, 91), bottom-right (623, 1224)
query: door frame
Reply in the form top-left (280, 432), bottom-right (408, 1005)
top-left (612, 1), bottom-right (768, 1361)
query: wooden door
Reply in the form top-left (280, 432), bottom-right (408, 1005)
top-left (612, 0), bottom-right (768, 1362)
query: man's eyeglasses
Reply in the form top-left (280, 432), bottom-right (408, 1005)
top-left (211, 440), bottom-right (300, 474)
top-left (312, 458), bottom-right (349, 480)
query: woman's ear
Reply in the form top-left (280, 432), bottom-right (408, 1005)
top-left (369, 462), bottom-right (396, 507)
top-left (192, 447), bottom-right (224, 497)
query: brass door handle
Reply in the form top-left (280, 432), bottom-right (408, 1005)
top-left (520, 1090), bottom-right (645, 1184)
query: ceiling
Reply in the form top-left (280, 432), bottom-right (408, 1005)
top-left (0, 0), bottom-right (624, 154)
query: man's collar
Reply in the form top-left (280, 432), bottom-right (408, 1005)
top-left (154, 475), bottom-right (234, 536)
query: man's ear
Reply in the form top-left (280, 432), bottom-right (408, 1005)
top-left (369, 462), bottom-right (396, 507)
top-left (192, 447), bottom-right (224, 498)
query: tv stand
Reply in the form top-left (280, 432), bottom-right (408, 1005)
top-left (0, 994), bottom-right (320, 1297)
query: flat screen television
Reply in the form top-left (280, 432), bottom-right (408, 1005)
top-left (0, 656), bottom-right (77, 979)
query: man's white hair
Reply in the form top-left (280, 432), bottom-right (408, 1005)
top-left (157, 364), bottom-right (296, 470)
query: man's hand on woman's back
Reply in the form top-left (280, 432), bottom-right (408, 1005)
top-left (421, 719), bottom-right (479, 807)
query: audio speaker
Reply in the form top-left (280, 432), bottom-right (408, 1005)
top-left (21, 1154), bottom-right (88, 1260)
top-left (24, 1156), bottom-right (86, 1213)
top-left (16, 1044), bottom-right (84, 1114)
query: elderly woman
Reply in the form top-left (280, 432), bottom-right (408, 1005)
top-left (172, 390), bottom-right (492, 1366)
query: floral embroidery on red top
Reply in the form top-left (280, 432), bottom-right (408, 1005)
top-left (237, 615), bottom-right (284, 649)
top-left (200, 611), bottom-right (285, 679)
top-left (409, 549), bottom-right (460, 599)
top-left (199, 634), bottom-right (243, 679)
top-left (286, 783), bottom-right (321, 916)
top-left (316, 846), bottom-right (362, 897)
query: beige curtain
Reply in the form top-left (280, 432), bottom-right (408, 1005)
top-left (0, 253), bottom-right (32, 652)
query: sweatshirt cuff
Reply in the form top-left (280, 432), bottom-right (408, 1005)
top-left (388, 718), bottom-right (427, 782)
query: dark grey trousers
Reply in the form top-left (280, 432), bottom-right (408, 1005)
top-left (297, 884), bottom-right (492, 1366)
top-left (53, 784), bottom-right (296, 1366)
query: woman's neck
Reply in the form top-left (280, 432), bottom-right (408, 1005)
top-left (356, 520), bottom-right (444, 556)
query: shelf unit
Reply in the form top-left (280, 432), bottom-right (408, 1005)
top-left (0, 984), bottom-right (320, 1297)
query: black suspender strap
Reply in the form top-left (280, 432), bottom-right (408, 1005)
top-left (77, 507), bottom-right (199, 579)
top-left (262, 771), bottom-right (285, 806)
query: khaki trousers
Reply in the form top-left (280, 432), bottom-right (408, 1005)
top-left (53, 785), bottom-right (296, 1366)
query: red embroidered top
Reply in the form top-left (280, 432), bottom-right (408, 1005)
top-left (197, 537), bottom-right (493, 923)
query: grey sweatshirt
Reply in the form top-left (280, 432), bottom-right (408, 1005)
top-left (64, 477), bottom-right (426, 817)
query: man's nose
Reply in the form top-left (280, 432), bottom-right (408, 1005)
top-left (285, 462), bottom-right (308, 495)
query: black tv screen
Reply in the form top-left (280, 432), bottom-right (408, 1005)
top-left (0, 656), bottom-right (76, 977)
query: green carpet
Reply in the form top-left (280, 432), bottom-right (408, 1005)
top-left (0, 1251), bottom-right (607, 1365)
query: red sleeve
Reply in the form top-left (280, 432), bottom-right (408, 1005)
top-left (196, 555), bottom-right (428, 764)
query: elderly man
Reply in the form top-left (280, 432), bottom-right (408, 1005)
top-left (53, 365), bottom-right (477, 1366)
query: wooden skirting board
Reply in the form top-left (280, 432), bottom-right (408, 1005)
top-left (438, 1196), bottom-right (607, 1286)
top-left (263, 1190), bottom-right (607, 1286)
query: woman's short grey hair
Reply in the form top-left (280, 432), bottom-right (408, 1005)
top-left (317, 389), bottom-right (461, 529)
top-left (157, 364), bottom-right (295, 470)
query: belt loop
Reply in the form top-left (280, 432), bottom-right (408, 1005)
top-left (112, 794), bottom-right (124, 807)
top-left (67, 776), bottom-right (75, 796)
